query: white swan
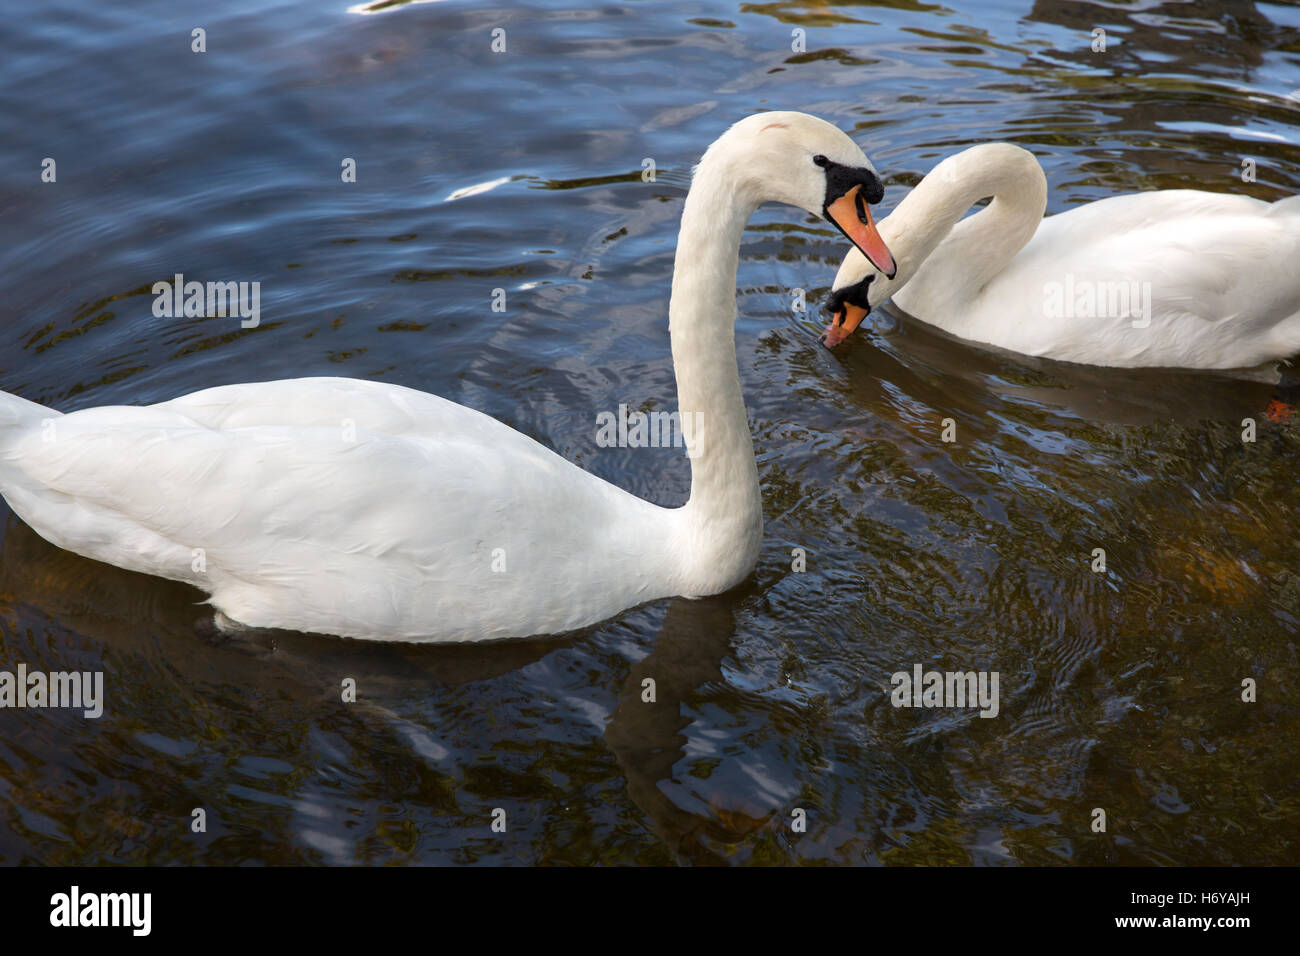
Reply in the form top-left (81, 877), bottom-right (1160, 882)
top-left (0, 112), bottom-right (896, 643)
top-left (822, 142), bottom-right (1300, 370)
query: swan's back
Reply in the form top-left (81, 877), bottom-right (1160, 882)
top-left (954, 190), bottom-right (1300, 368)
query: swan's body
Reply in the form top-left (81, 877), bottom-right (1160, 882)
top-left (0, 112), bottom-right (893, 643)
top-left (0, 379), bottom-right (682, 641)
top-left (825, 143), bottom-right (1300, 370)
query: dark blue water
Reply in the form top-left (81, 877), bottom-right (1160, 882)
top-left (0, 0), bottom-right (1297, 864)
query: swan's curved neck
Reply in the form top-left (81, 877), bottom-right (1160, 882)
top-left (667, 156), bottom-right (763, 587)
top-left (881, 144), bottom-right (1046, 296)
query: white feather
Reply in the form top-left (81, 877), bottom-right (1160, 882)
top-left (0, 112), bottom-right (881, 643)
top-left (831, 143), bottom-right (1300, 370)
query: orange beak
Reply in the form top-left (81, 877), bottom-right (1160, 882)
top-left (825, 185), bottom-right (896, 279)
top-left (823, 301), bottom-right (870, 348)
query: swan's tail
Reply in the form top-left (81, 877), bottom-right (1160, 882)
top-left (0, 391), bottom-right (57, 432)
top-left (0, 392), bottom-right (58, 513)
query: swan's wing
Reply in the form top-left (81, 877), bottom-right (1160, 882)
top-left (0, 379), bottom-right (669, 640)
top-left (161, 376), bottom-right (504, 437)
top-left (979, 191), bottom-right (1300, 367)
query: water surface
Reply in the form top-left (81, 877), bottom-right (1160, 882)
top-left (1, 0), bottom-right (1298, 865)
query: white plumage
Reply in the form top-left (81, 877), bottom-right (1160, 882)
top-left (2, 378), bottom-right (676, 641)
top-left (0, 112), bottom-right (889, 642)
top-left (828, 143), bottom-right (1300, 370)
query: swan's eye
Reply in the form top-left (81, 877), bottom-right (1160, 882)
top-left (813, 155), bottom-right (830, 168)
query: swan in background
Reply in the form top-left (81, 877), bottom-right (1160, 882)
top-left (822, 142), bottom-right (1300, 371)
top-left (0, 112), bottom-right (895, 643)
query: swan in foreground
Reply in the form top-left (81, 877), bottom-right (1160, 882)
top-left (822, 143), bottom-right (1300, 370)
top-left (0, 112), bottom-right (896, 643)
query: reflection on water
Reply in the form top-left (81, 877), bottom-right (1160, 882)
top-left (0, 0), bottom-right (1297, 864)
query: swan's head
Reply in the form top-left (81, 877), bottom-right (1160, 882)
top-left (706, 112), bottom-right (897, 282)
top-left (823, 246), bottom-right (880, 347)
